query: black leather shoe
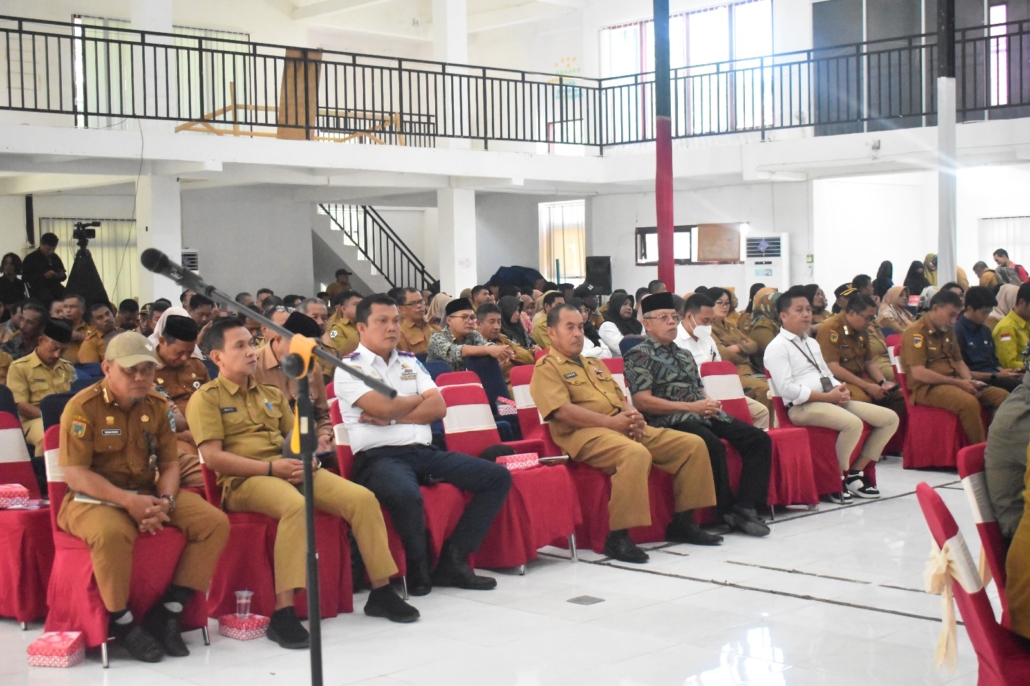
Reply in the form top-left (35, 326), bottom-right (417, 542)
top-left (267, 607), bottom-right (310, 649)
top-left (142, 604), bottom-right (189, 657)
top-left (408, 557), bottom-right (432, 597)
top-left (113, 624), bottom-right (164, 663)
top-left (667, 520), bottom-right (724, 546)
top-left (432, 542), bottom-right (497, 590)
top-left (603, 529), bottom-right (649, 563)
top-left (724, 506), bottom-right (771, 537)
top-left (364, 586), bottom-right (420, 623)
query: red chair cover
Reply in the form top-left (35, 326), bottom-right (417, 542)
top-left (41, 426), bottom-right (207, 649)
top-left (957, 443), bottom-right (1009, 623)
top-left (893, 346), bottom-right (971, 469)
top-left (534, 349), bottom-right (548, 361)
top-left (916, 483), bottom-right (1030, 686)
top-left (436, 371), bottom-right (480, 387)
top-left (510, 366), bottom-right (561, 454)
top-left (0, 411), bottom-right (53, 622)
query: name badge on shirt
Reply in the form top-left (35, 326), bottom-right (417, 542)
top-left (400, 365), bottom-right (417, 381)
top-left (220, 407), bottom-right (237, 414)
top-left (101, 429), bottom-right (122, 436)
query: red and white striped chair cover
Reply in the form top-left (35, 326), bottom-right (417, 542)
top-left (957, 443), bottom-right (1010, 624)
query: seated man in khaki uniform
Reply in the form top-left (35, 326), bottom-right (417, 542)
top-left (529, 303), bottom-right (716, 564)
top-left (325, 290), bottom-right (362, 357)
top-left (153, 315), bottom-right (210, 489)
top-left (389, 287), bottom-right (440, 355)
top-left (188, 319), bottom-right (417, 650)
top-left (8, 319), bottom-right (74, 456)
top-left (60, 294), bottom-right (92, 364)
top-left (58, 333), bottom-right (229, 663)
top-left (77, 302), bottom-right (121, 364)
top-left (298, 297), bottom-right (338, 386)
top-left (900, 288), bottom-right (1008, 444)
top-left (531, 291), bottom-right (564, 349)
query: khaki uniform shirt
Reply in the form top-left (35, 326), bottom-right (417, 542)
top-left (0, 350), bottom-right (12, 386)
top-left (186, 375), bottom-right (294, 494)
top-left (495, 333), bottom-right (534, 384)
top-left (76, 330), bottom-right (106, 364)
top-left (529, 350), bottom-right (625, 456)
top-left (252, 344), bottom-right (333, 441)
top-left (532, 312), bottom-right (552, 349)
top-left (900, 314), bottom-right (963, 400)
top-left (325, 317), bottom-right (360, 357)
top-left (63, 322), bottom-right (93, 364)
top-left (325, 281), bottom-right (349, 299)
top-left (59, 380), bottom-right (177, 493)
top-left (155, 352), bottom-right (211, 424)
top-left (397, 318), bottom-right (440, 355)
top-left (8, 351), bottom-right (74, 418)
top-left (816, 312), bottom-right (872, 377)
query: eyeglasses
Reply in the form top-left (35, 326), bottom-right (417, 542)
top-left (643, 314), bottom-right (682, 324)
top-left (401, 300), bottom-right (425, 308)
top-left (713, 300), bottom-right (731, 307)
top-left (449, 314), bottom-right (478, 322)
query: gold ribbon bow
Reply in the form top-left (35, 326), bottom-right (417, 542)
top-left (924, 537), bottom-right (982, 674)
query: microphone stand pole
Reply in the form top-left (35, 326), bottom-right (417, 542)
top-left (141, 257), bottom-right (393, 686)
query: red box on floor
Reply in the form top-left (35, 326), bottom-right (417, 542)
top-left (27, 631), bottom-right (86, 668)
top-left (497, 453), bottom-right (540, 471)
top-left (218, 614), bottom-right (270, 641)
top-left (0, 483), bottom-right (29, 509)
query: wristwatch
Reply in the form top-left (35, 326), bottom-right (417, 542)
top-left (159, 494), bottom-right (176, 513)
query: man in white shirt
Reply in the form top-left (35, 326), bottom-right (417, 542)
top-left (675, 294), bottom-right (770, 429)
top-left (335, 294), bottom-right (512, 597)
top-left (764, 287), bottom-right (899, 501)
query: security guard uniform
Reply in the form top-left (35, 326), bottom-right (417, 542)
top-left (397, 318), bottom-right (440, 355)
top-left (900, 313), bottom-right (1008, 444)
top-left (325, 316), bottom-right (360, 357)
top-left (529, 350), bottom-right (715, 532)
top-left (57, 379), bottom-right (229, 613)
top-left (993, 309), bottom-right (1030, 370)
top-left (77, 329), bottom-right (107, 364)
top-left (8, 350), bottom-right (74, 455)
top-left (63, 322), bottom-right (93, 364)
top-left (187, 374), bottom-right (398, 594)
top-left (816, 312), bottom-right (906, 416)
top-left (155, 351), bottom-right (210, 489)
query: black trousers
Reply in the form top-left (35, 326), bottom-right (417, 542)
top-left (667, 418), bottom-right (772, 512)
top-left (352, 444), bottom-right (512, 563)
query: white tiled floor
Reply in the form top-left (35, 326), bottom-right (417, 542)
top-left (2, 458), bottom-right (994, 685)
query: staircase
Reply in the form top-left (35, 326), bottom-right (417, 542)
top-left (316, 204), bottom-right (435, 293)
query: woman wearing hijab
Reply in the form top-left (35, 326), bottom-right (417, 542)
top-left (875, 286), bottom-right (917, 335)
top-left (745, 289), bottom-right (780, 371)
top-left (988, 284), bottom-right (1019, 331)
top-left (872, 261), bottom-right (894, 300)
top-left (903, 260), bottom-right (931, 296)
top-left (737, 282), bottom-right (766, 333)
top-left (498, 295), bottom-right (534, 350)
top-left (923, 253), bottom-right (939, 287)
top-left (598, 292), bottom-right (642, 356)
top-left (426, 293), bottom-right (453, 328)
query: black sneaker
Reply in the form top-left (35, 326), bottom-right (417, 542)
top-left (845, 473), bottom-right (881, 499)
top-left (666, 520), bottom-right (724, 546)
top-left (407, 557), bottom-right (432, 597)
top-left (267, 606), bottom-right (310, 649)
top-left (364, 585), bottom-right (420, 623)
top-left (603, 529), bottom-right (649, 563)
top-left (142, 604), bottom-right (189, 657)
top-left (112, 623), bottom-right (164, 663)
top-left (432, 542), bottom-right (497, 590)
top-left (724, 506), bottom-right (771, 537)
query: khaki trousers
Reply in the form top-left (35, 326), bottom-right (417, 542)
top-left (744, 396), bottom-right (770, 429)
top-left (914, 385), bottom-right (1008, 444)
top-left (58, 491), bottom-right (229, 612)
top-left (787, 400), bottom-right (899, 470)
top-left (741, 376), bottom-right (773, 415)
top-left (23, 417), bottom-right (43, 457)
top-left (574, 426), bottom-right (716, 531)
top-left (225, 469), bottom-right (397, 594)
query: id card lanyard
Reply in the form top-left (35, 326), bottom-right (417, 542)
top-left (788, 338), bottom-right (835, 393)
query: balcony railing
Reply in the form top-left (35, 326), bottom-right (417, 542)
top-left (1, 15), bottom-right (1028, 151)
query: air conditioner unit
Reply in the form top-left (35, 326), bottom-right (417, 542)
top-left (745, 234), bottom-right (789, 292)
top-left (181, 250), bottom-right (199, 272)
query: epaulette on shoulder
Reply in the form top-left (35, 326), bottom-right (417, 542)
top-left (341, 351), bottom-right (360, 360)
top-left (397, 350), bottom-right (415, 357)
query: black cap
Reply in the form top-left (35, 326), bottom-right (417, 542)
top-left (640, 292), bottom-right (675, 315)
top-left (283, 311), bottom-right (322, 339)
top-left (445, 298), bottom-right (474, 317)
top-left (834, 283), bottom-right (857, 299)
top-left (43, 318), bottom-right (72, 344)
top-left (162, 315), bottom-right (199, 343)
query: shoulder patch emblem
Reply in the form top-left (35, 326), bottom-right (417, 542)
top-left (329, 330), bottom-right (339, 339)
top-left (913, 334), bottom-right (923, 349)
top-left (1000, 333), bottom-right (1012, 342)
top-left (71, 420), bottom-right (87, 438)
top-left (829, 331), bottom-right (839, 344)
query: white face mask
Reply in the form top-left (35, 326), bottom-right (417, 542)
top-left (690, 314), bottom-right (712, 338)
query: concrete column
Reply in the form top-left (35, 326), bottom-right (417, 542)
top-left (131, 0), bottom-right (176, 133)
top-left (937, 77), bottom-right (957, 285)
top-left (437, 187), bottom-right (476, 294)
top-left (433, 0), bottom-right (468, 63)
top-left (135, 175), bottom-right (182, 303)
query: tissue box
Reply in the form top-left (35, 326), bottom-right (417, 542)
top-left (27, 631), bottom-right (85, 668)
top-left (219, 614), bottom-right (270, 641)
top-left (497, 453), bottom-right (539, 471)
top-left (496, 397), bottom-right (517, 417)
top-left (0, 483), bottom-right (30, 509)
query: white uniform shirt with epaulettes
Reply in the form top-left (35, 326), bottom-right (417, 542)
top-left (334, 343), bottom-right (437, 453)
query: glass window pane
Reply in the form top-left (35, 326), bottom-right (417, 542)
top-left (733, 0), bottom-right (772, 60)
top-left (689, 6), bottom-right (730, 66)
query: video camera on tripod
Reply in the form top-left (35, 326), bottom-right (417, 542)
top-left (72, 220), bottom-right (100, 252)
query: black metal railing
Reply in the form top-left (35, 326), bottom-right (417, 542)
top-left (318, 204), bottom-right (434, 291)
top-left (1, 14), bottom-right (1029, 149)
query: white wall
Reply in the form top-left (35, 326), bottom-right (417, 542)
top-left (181, 187), bottom-right (315, 298)
top-left (958, 165), bottom-right (1030, 269)
top-left (589, 181), bottom-right (812, 297)
top-left (475, 192), bottom-right (556, 285)
top-left (374, 207), bottom-right (439, 278)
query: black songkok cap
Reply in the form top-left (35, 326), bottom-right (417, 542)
top-left (283, 311), bottom-right (322, 339)
top-left (640, 292), bottom-right (675, 315)
top-left (43, 318), bottom-right (72, 344)
top-left (163, 315), bottom-right (199, 343)
top-left (445, 298), bottom-right (474, 317)
top-left (834, 283), bottom-right (857, 299)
